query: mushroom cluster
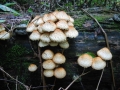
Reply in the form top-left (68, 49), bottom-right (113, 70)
top-left (26, 11), bottom-right (78, 49)
top-left (0, 25), bottom-right (10, 40)
top-left (42, 49), bottom-right (66, 79)
top-left (77, 47), bottom-right (112, 70)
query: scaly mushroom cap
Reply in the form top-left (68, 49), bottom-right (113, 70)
top-left (97, 47), bottom-right (112, 60)
top-left (59, 40), bottom-right (69, 49)
top-left (42, 21), bottom-right (56, 32)
top-left (0, 25), bottom-right (5, 32)
top-left (36, 17), bottom-right (44, 25)
top-left (43, 69), bottom-right (54, 77)
top-left (26, 23), bottom-right (36, 32)
top-left (28, 64), bottom-right (37, 72)
top-left (77, 54), bottom-right (93, 68)
top-left (31, 15), bottom-right (41, 25)
top-left (40, 33), bottom-right (51, 43)
top-left (56, 20), bottom-right (69, 30)
top-left (53, 53), bottom-right (66, 64)
top-left (29, 30), bottom-right (40, 41)
top-left (54, 67), bottom-right (66, 79)
top-left (64, 26), bottom-right (79, 38)
top-left (42, 60), bottom-right (56, 69)
top-left (55, 11), bottom-right (69, 21)
top-left (68, 21), bottom-right (74, 27)
top-left (38, 40), bottom-right (49, 47)
top-left (48, 13), bottom-right (57, 22)
top-left (92, 57), bottom-right (106, 70)
top-left (49, 29), bottom-right (66, 42)
top-left (49, 41), bottom-right (58, 47)
top-left (68, 15), bottom-right (74, 23)
top-left (42, 49), bottom-right (54, 60)
top-left (0, 31), bottom-right (10, 40)
top-left (52, 10), bottom-right (59, 17)
top-left (42, 14), bottom-right (50, 22)
top-left (37, 24), bottom-right (44, 33)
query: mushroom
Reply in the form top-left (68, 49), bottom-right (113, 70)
top-left (48, 13), bottom-right (57, 22)
top-left (26, 23), bottom-right (36, 32)
top-left (0, 25), bottom-right (5, 32)
top-left (49, 29), bottom-right (66, 42)
top-left (40, 33), bottom-right (50, 43)
top-left (68, 21), bottom-right (74, 27)
top-left (43, 69), bottom-right (54, 77)
top-left (28, 64), bottom-right (37, 72)
top-left (54, 67), bottom-right (66, 79)
top-left (77, 54), bottom-right (93, 68)
top-left (56, 20), bottom-right (69, 30)
top-left (59, 40), bottom-right (69, 49)
top-left (42, 14), bottom-right (50, 22)
top-left (38, 40), bottom-right (49, 47)
top-left (64, 26), bottom-right (79, 38)
top-left (55, 11), bottom-right (69, 21)
top-left (42, 49), bottom-right (54, 60)
top-left (68, 15), bottom-right (74, 23)
top-left (42, 21), bottom-right (56, 32)
top-left (31, 15), bottom-right (40, 24)
top-left (0, 31), bottom-right (10, 40)
top-left (29, 30), bottom-right (40, 41)
top-left (49, 41), bottom-right (58, 47)
top-left (42, 60), bottom-right (56, 69)
top-left (37, 24), bottom-right (44, 33)
top-left (53, 53), bottom-right (66, 64)
top-left (97, 47), bottom-right (112, 60)
top-left (92, 57), bottom-right (106, 70)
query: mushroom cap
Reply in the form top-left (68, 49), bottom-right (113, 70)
top-left (68, 21), bottom-right (74, 27)
top-left (64, 26), bottom-right (79, 38)
top-left (26, 23), bottom-right (36, 32)
top-left (42, 60), bottom-right (56, 69)
top-left (40, 33), bottom-right (51, 43)
top-left (53, 53), bottom-right (66, 64)
top-left (68, 15), bottom-right (74, 23)
top-left (56, 20), bottom-right (69, 30)
top-left (49, 41), bottom-right (58, 47)
top-left (54, 67), bottom-right (66, 79)
top-left (92, 57), bottom-right (106, 70)
top-left (42, 14), bottom-right (50, 22)
top-left (49, 29), bottom-right (66, 42)
top-left (38, 40), bottom-right (49, 47)
top-left (42, 21), bottom-right (56, 32)
top-left (48, 13), bottom-right (57, 22)
top-left (28, 64), bottom-right (37, 72)
top-left (29, 30), bottom-right (40, 41)
top-left (42, 49), bottom-right (54, 60)
top-left (97, 47), bottom-right (112, 60)
top-left (43, 69), bottom-right (54, 77)
top-left (77, 54), bottom-right (93, 68)
top-left (36, 17), bottom-right (44, 25)
top-left (0, 31), bottom-right (10, 40)
top-left (52, 10), bottom-right (59, 17)
top-left (0, 25), bottom-right (5, 32)
top-left (55, 11), bottom-right (69, 21)
top-left (31, 15), bottom-right (44, 25)
top-left (59, 40), bottom-right (69, 49)
top-left (37, 24), bottom-right (44, 33)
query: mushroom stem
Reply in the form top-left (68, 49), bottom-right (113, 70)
top-left (38, 46), bottom-right (47, 90)
top-left (81, 8), bottom-right (116, 90)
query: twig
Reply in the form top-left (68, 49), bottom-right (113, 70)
top-left (0, 66), bottom-right (29, 90)
top-left (81, 8), bottom-right (116, 90)
top-left (16, 76), bottom-right (18, 90)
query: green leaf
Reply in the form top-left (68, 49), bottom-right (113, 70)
top-left (4, 2), bottom-right (16, 6)
top-left (0, 4), bottom-right (20, 15)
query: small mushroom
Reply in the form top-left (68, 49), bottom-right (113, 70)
top-left (43, 69), bottom-right (54, 77)
top-left (28, 64), bottom-right (37, 72)
top-left (53, 53), bottom-right (66, 64)
top-left (42, 49), bottom-right (54, 60)
top-left (42, 60), bottom-right (56, 69)
top-left (77, 54), bottom-right (93, 68)
top-left (42, 21), bottom-right (56, 32)
top-left (26, 23), bottom-right (36, 32)
top-left (0, 25), bottom-right (5, 32)
top-left (40, 33), bottom-right (51, 43)
top-left (56, 20), bottom-right (69, 30)
top-left (97, 47), bottom-right (112, 60)
top-left (0, 31), bottom-right (10, 40)
top-left (92, 57), bottom-right (106, 70)
top-left (64, 26), bottom-right (79, 38)
top-left (68, 21), bottom-right (74, 27)
top-left (29, 30), bottom-right (40, 41)
top-left (68, 15), bottom-right (74, 23)
top-left (59, 40), bottom-right (69, 49)
top-left (54, 67), bottom-right (66, 79)
top-left (37, 24), bottom-right (44, 33)
top-left (49, 41), bottom-right (58, 47)
top-left (49, 29), bottom-right (66, 42)
top-left (38, 40), bottom-right (49, 47)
